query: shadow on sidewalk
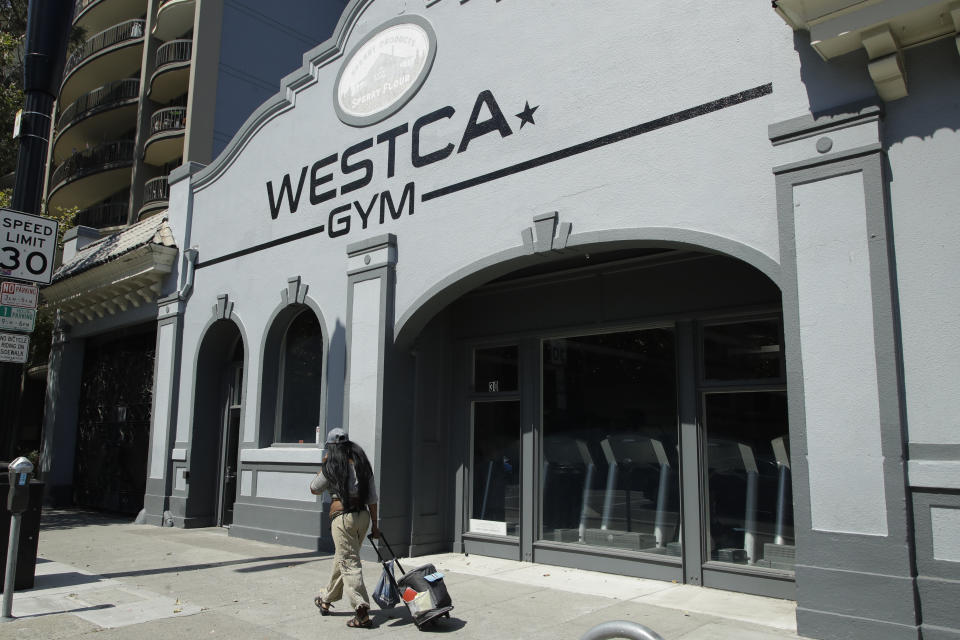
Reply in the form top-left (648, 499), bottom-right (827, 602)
top-left (369, 607), bottom-right (467, 633)
top-left (98, 551), bottom-right (325, 580)
top-left (39, 508), bottom-right (133, 531)
top-left (37, 507), bottom-right (333, 580)
top-left (12, 604), bottom-right (115, 620)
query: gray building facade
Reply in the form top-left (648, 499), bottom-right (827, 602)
top-left (128, 1), bottom-right (960, 639)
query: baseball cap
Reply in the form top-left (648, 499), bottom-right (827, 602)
top-left (325, 427), bottom-right (348, 445)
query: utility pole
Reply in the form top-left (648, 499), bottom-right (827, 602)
top-left (0, 0), bottom-right (73, 461)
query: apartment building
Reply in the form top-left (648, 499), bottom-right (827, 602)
top-left (39, 0), bottom-right (348, 512)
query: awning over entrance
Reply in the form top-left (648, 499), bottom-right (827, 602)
top-left (42, 214), bottom-right (178, 325)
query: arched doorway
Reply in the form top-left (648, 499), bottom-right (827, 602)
top-left (189, 320), bottom-right (244, 527)
top-left (407, 246), bottom-right (794, 598)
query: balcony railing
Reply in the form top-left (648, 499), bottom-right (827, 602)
top-left (156, 39), bottom-right (192, 69)
top-left (73, 0), bottom-right (99, 20)
top-left (57, 78), bottom-right (140, 132)
top-left (150, 106), bottom-right (186, 135)
top-left (75, 202), bottom-right (129, 229)
top-left (143, 176), bottom-right (170, 206)
top-left (50, 140), bottom-right (135, 189)
top-left (64, 19), bottom-right (146, 77)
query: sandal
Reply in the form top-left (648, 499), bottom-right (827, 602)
top-left (347, 605), bottom-right (372, 628)
top-left (314, 596), bottom-right (333, 616)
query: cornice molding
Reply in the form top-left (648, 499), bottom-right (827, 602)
top-left (774, 0), bottom-right (960, 101)
top-left (42, 244), bottom-right (178, 325)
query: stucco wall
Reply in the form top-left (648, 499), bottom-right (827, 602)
top-left (884, 39), bottom-right (960, 448)
top-left (185, 0), bottom-right (817, 337)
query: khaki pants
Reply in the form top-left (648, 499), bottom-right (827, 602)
top-left (322, 509), bottom-right (371, 610)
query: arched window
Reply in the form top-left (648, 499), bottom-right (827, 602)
top-left (275, 309), bottom-right (324, 443)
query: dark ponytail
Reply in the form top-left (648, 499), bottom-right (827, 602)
top-left (350, 441), bottom-right (373, 507)
top-left (322, 439), bottom-right (374, 510)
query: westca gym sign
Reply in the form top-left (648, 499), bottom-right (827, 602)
top-left (265, 16), bottom-right (539, 240)
top-left (265, 88), bottom-right (533, 237)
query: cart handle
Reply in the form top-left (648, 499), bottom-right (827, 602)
top-left (368, 532), bottom-right (406, 575)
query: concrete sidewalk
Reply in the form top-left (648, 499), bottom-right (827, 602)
top-left (2, 509), bottom-right (809, 639)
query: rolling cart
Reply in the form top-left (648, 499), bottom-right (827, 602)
top-left (368, 534), bottom-right (454, 630)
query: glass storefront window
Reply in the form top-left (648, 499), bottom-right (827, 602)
top-left (278, 310), bottom-right (324, 443)
top-left (474, 345), bottom-right (519, 393)
top-left (471, 400), bottom-right (521, 536)
top-left (703, 319), bottom-right (782, 381)
top-left (540, 328), bottom-right (680, 555)
top-left (704, 391), bottom-right (794, 572)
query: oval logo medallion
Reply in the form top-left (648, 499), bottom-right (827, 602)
top-left (335, 17), bottom-right (436, 126)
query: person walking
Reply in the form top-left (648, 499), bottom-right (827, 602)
top-left (310, 428), bottom-right (381, 628)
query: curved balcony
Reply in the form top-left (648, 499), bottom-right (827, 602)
top-left (47, 140), bottom-right (135, 214)
top-left (150, 39), bottom-right (192, 102)
top-left (53, 78), bottom-right (140, 164)
top-left (143, 176), bottom-right (170, 204)
top-left (144, 107), bottom-right (186, 167)
top-left (74, 0), bottom-right (147, 35)
top-left (75, 201), bottom-right (129, 230)
top-left (154, 0), bottom-right (196, 41)
top-left (139, 176), bottom-right (170, 219)
top-left (60, 19), bottom-right (145, 107)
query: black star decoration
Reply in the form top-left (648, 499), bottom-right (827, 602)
top-left (516, 101), bottom-right (539, 129)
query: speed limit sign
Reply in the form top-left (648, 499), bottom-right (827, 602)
top-left (1, 208), bottom-right (59, 285)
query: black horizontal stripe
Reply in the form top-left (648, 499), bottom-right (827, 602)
top-left (422, 83), bottom-right (773, 202)
top-left (196, 224), bottom-right (325, 269)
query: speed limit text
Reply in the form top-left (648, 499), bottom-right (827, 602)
top-left (2, 217), bottom-right (55, 247)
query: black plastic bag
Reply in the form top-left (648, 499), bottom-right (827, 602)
top-left (372, 559), bottom-right (399, 608)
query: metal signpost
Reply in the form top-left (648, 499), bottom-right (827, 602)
top-left (0, 210), bottom-right (56, 617)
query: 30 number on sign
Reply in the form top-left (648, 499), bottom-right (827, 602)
top-left (0, 246), bottom-right (47, 276)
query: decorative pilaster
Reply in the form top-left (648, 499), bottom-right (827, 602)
top-left (140, 294), bottom-right (187, 526)
top-left (39, 313), bottom-right (85, 506)
top-left (770, 103), bottom-right (919, 640)
top-left (344, 234), bottom-right (412, 548)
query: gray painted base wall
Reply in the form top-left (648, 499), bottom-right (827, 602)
top-left (794, 564), bottom-right (918, 629)
top-left (917, 577), bottom-right (960, 634)
top-left (229, 523), bottom-right (328, 551)
top-left (172, 515), bottom-right (216, 529)
top-left (923, 626), bottom-right (960, 640)
top-left (230, 500), bottom-right (326, 550)
top-left (142, 492), bottom-right (168, 524)
top-left (797, 608), bottom-right (920, 640)
top-left (167, 495), bottom-right (214, 529)
top-left (533, 543), bottom-right (681, 584)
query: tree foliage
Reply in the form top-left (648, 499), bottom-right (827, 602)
top-left (0, 0), bottom-right (28, 182)
top-left (1, 1), bottom-right (84, 203)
